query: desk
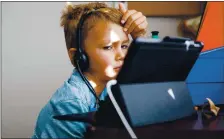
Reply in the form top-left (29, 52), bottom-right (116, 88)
top-left (87, 110), bottom-right (224, 139)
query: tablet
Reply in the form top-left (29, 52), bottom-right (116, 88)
top-left (116, 37), bottom-right (204, 84)
top-left (103, 37), bottom-right (204, 127)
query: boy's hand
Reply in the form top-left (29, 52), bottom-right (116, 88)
top-left (119, 3), bottom-right (148, 39)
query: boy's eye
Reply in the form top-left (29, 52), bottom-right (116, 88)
top-left (103, 46), bottom-right (112, 50)
top-left (121, 45), bottom-right (129, 49)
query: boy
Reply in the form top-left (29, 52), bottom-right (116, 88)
top-left (32, 2), bottom-right (148, 138)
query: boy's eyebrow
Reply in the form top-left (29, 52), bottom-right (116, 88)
top-left (123, 39), bottom-right (130, 44)
top-left (98, 38), bottom-right (130, 46)
top-left (98, 39), bottom-right (112, 46)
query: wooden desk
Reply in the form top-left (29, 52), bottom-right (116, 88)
top-left (87, 110), bottom-right (224, 139)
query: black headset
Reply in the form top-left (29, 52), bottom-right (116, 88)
top-left (73, 9), bottom-right (101, 108)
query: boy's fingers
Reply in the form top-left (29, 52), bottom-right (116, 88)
top-left (132, 20), bottom-right (148, 33)
top-left (121, 10), bottom-right (137, 25)
top-left (131, 29), bottom-right (147, 39)
top-left (127, 16), bottom-right (146, 34)
top-left (119, 3), bottom-right (127, 14)
top-left (124, 12), bottom-right (143, 33)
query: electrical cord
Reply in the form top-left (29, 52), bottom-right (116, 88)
top-left (106, 79), bottom-right (138, 139)
top-left (75, 60), bottom-right (101, 108)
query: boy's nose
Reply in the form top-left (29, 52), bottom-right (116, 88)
top-left (115, 47), bottom-right (125, 61)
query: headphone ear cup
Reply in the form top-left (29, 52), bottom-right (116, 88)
top-left (75, 51), bottom-right (89, 71)
top-left (80, 52), bottom-right (89, 71)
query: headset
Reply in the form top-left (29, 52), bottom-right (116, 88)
top-left (73, 9), bottom-right (101, 108)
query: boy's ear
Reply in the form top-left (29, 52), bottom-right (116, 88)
top-left (68, 48), bottom-right (77, 62)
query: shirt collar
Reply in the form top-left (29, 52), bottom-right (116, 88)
top-left (69, 68), bottom-right (108, 100)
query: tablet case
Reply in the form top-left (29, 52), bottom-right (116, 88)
top-left (97, 37), bottom-right (204, 127)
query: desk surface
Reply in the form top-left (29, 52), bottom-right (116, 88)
top-left (87, 111), bottom-right (224, 139)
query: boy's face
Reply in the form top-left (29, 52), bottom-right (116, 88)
top-left (84, 20), bottom-right (130, 82)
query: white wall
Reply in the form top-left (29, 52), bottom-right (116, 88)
top-left (2, 2), bottom-right (182, 138)
top-left (147, 17), bottom-right (181, 38)
top-left (2, 2), bottom-right (74, 138)
top-left (0, 1), bottom-right (2, 138)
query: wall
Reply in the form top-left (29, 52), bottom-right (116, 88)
top-left (0, 1), bottom-right (2, 138)
top-left (2, 2), bottom-right (73, 138)
top-left (2, 2), bottom-right (182, 138)
top-left (147, 17), bottom-right (181, 38)
top-left (128, 2), bottom-right (205, 16)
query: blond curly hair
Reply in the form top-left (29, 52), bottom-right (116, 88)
top-left (60, 2), bottom-right (123, 50)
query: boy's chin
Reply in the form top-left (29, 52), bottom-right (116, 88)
top-left (105, 73), bottom-right (118, 81)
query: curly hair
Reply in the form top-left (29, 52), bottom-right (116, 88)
top-left (60, 2), bottom-right (123, 50)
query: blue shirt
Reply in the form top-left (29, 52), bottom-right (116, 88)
top-left (32, 69), bottom-right (108, 138)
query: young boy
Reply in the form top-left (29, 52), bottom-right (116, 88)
top-left (32, 2), bottom-right (148, 138)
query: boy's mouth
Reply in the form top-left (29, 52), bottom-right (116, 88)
top-left (114, 66), bottom-right (122, 71)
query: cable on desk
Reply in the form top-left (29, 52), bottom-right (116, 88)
top-left (106, 80), bottom-right (138, 139)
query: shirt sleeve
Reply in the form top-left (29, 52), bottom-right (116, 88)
top-left (41, 99), bottom-right (90, 139)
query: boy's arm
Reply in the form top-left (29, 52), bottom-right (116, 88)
top-left (42, 99), bottom-right (90, 139)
